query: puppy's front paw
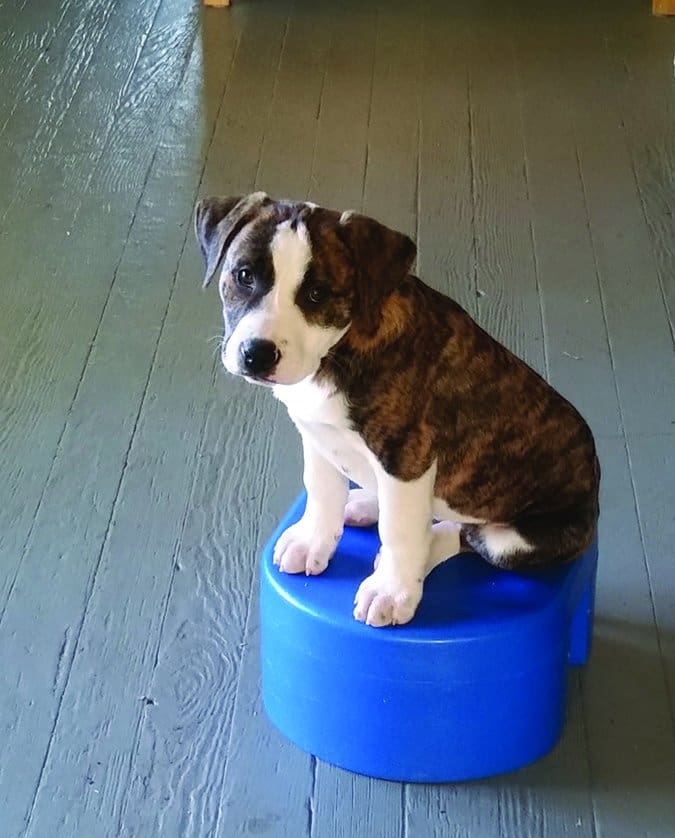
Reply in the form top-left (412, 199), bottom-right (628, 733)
top-left (353, 563), bottom-right (423, 627)
top-left (273, 519), bottom-right (341, 576)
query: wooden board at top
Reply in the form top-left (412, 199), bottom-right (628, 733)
top-left (653, 0), bottom-right (675, 15)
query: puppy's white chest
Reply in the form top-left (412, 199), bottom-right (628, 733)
top-left (273, 379), bottom-right (376, 491)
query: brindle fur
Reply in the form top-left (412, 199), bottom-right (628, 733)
top-left (303, 209), bottom-right (600, 569)
top-left (319, 280), bottom-right (600, 567)
top-left (198, 196), bottom-right (600, 569)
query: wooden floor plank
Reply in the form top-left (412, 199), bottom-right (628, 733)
top-left (556, 8), bottom-right (675, 438)
top-left (0, 0), bottom-right (107, 147)
top-left (0, 0), bottom-right (75, 102)
top-left (584, 435), bottom-right (675, 837)
top-left (307, 0), bottom-right (376, 213)
top-left (604, 11), bottom-right (675, 347)
top-left (0, 0), bottom-right (161, 224)
top-left (513, 3), bottom-right (621, 440)
top-left (360, 0), bottom-right (421, 240)
top-left (546, 12), bottom-right (675, 827)
top-left (0, 0), bottom-right (196, 615)
top-left (0, 0), bottom-right (197, 606)
top-left (627, 435), bottom-right (675, 730)
top-left (416, 0), bottom-right (475, 314)
top-left (0, 3), bottom-right (204, 834)
top-left (463, 2), bottom-right (545, 373)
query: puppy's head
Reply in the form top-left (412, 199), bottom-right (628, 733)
top-left (194, 192), bottom-right (416, 386)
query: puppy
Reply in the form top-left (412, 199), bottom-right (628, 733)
top-left (195, 192), bottom-right (600, 628)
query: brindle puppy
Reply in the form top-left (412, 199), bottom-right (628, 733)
top-left (195, 192), bottom-right (600, 627)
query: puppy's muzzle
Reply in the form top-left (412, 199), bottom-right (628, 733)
top-left (239, 338), bottom-right (281, 378)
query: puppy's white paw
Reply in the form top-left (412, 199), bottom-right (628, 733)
top-left (353, 563), bottom-right (423, 627)
top-left (273, 519), bottom-right (341, 576)
top-left (344, 488), bottom-right (379, 527)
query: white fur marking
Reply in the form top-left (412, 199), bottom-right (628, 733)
top-left (274, 379), bottom-right (378, 492)
top-left (224, 221), bottom-right (348, 384)
top-left (482, 524), bottom-right (533, 559)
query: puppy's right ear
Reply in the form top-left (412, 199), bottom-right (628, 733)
top-left (194, 191), bottom-right (270, 287)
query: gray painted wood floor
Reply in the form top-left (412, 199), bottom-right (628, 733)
top-left (1, 0), bottom-right (673, 835)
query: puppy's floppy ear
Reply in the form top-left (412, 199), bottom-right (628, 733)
top-left (338, 212), bottom-right (416, 335)
top-left (194, 191), bottom-right (270, 287)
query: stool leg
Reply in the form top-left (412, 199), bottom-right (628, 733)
top-left (568, 572), bottom-right (597, 665)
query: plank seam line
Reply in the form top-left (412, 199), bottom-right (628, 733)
top-left (414, 0), bottom-right (422, 254)
top-left (251, 5), bottom-right (292, 191)
top-left (307, 13), bottom-right (332, 197)
top-left (467, 67), bottom-right (478, 304)
top-left (360, 6), bottom-right (379, 210)
top-left (21, 129), bottom-right (183, 833)
top-left (513, 32), bottom-right (549, 379)
top-left (576, 671), bottom-right (599, 838)
top-left (307, 755), bottom-right (317, 838)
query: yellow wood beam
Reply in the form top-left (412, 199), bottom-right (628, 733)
top-left (653, 0), bottom-right (675, 15)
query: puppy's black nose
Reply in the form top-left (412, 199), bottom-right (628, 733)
top-left (240, 338), bottom-right (280, 377)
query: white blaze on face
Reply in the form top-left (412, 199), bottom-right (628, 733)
top-left (223, 218), bottom-right (349, 385)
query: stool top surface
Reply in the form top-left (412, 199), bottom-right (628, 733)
top-left (262, 493), bottom-right (598, 651)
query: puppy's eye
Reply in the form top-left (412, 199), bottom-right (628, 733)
top-left (235, 267), bottom-right (255, 289)
top-left (306, 284), bottom-right (328, 305)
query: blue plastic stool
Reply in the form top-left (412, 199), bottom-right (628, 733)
top-left (260, 493), bottom-right (598, 782)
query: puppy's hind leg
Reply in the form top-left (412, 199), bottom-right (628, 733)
top-left (344, 487), bottom-right (379, 527)
top-left (426, 520), bottom-right (463, 574)
top-left (372, 520), bottom-right (463, 572)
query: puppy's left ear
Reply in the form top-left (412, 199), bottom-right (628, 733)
top-left (194, 192), bottom-right (270, 287)
top-left (338, 212), bottom-right (417, 335)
